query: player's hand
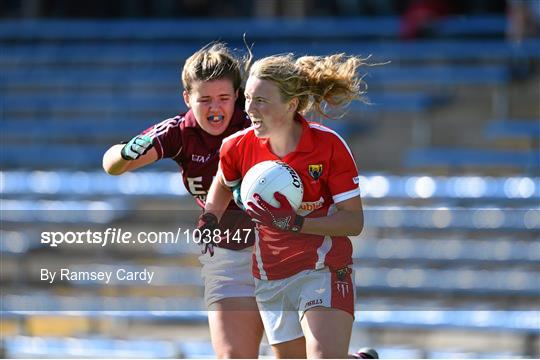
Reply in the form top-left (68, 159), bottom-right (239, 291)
top-left (246, 192), bottom-right (304, 232)
top-left (231, 183), bottom-right (245, 211)
top-left (196, 212), bottom-right (219, 256)
top-left (120, 135), bottom-right (153, 160)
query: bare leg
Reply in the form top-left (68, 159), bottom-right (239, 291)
top-left (301, 307), bottom-right (353, 359)
top-left (208, 297), bottom-right (264, 358)
top-left (271, 336), bottom-right (307, 359)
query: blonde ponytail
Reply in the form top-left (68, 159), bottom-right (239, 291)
top-left (249, 53), bottom-right (369, 118)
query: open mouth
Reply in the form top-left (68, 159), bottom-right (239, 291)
top-left (251, 119), bottom-right (262, 129)
top-left (207, 114), bottom-right (225, 129)
top-left (207, 114), bottom-right (224, 123)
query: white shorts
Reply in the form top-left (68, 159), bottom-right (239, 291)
top-left (199, 246), bottom-right (255, 307)
top-left (255, 267), bottom-right (355, 345)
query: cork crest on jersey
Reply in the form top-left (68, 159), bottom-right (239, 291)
top-left (308, 164), bottom-right (323, 180)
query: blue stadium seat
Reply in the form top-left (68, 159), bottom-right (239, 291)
top-left (404, 148), bottom-right (540, 169)
top-left (353, 237), bottom-right (540, 265)
top-left (2, 40), bottom-right (540, 67)
top-left (0, 16), bottom-right (509, 41)
top-left (363, 205), bottom-right (539, 231)
top-left (4, 309), bottom-right (538, 333)
top-left (1, 64), bottom-right (511, 89)
top-left (368, 64), bottom-right (511, 86)
top-left (485, 120), bottom-right (540, 140)
top-left (1, 119), bottom-right (157, 141)
top-left (3, 336), bottom-right (179, 358)
top-left (3, 92), bottom-right (443, 117)
top-left (3, 171), bottom-right (538, 201)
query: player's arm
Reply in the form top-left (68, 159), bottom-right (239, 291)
top-left (102, 140), bottom-right (158, 175)
top-left (301, 196), bottom-right (363, 236)
top-left (196, 168), bottom-right (234, 257)
top-left (247, 192), bottom-right (363, 236)
top-left (204, 169), bottom-right (233, 222)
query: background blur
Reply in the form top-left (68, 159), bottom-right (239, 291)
top-left (1, 0), bottom-right (539, 358)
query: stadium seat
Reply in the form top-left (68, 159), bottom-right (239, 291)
top-left (0, 16), bottom-right (509, 41)
top-left (404, 148), bottom-right (540, 170)
top-left (485, 120), bottom-right (540, 140)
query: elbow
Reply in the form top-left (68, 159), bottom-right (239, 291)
top-left (104, 167), bottom-right (123, 176)
top-left (102, 159), bottom-right (124, 176)
top-left (349, 224), bottom-right (364, 236)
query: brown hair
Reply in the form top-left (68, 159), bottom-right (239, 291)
top-left (182, 42), bottom-right (247, 93)
top-left (249, 53), bottom-right (369, 118)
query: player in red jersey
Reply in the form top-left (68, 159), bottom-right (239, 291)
top-left (102, 43), bottom-right (264, 358)
top-left (202, 53), bottom-right (368, 358)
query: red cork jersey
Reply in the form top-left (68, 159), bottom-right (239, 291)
top-left (140, 106), bottom-right (255, 249)
top-left (219, 114), bottom-right (361, 279)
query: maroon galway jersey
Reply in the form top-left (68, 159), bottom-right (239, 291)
top-left (140, 106), bottom-right (254, 250)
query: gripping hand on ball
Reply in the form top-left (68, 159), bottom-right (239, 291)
top-left (246, 192), bottom-right (304, 232)
top-left (121, 135), bottom-right (154, 160)
top-left (196, 212), bottom-right (219, 256)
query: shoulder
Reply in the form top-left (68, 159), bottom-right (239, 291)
top-left (145, 114), bottom-right (186, 138)
top-left (308, 121), bottom-right (351, 145)
top-left (221, 126), bottom-right (255, 149)
top-left (307, 122), bottom-right (355, 159)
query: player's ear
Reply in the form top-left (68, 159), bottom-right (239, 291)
top-left (288, 97), bottom-right (299, 113)
top-left (183, 90), bottom-right (191, 108)
top-left (235, 89), bottom-right (239, 101)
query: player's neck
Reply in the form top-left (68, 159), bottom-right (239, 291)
top-left (268, 119), bottom-right (302, 158)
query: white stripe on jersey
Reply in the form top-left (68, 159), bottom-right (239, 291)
top-left (222, 176), bottom-right (241, 188)
top-left (333, 187), bottom-right (361, 204)
top-left (315, 235), bottom-right (332, 270)
top-left (253, 228), bottom-right (267, 280)
top-left (314, 203), bottom-right (339, 268)
top-left (219, 126), bottom-right (253, 151)
top-left (146, 116), bottom-right (184, 160)
top-left (308, 122), bottom-right (355, 160)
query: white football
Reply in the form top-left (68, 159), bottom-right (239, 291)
top-left (241, 160), bottom-right (304, 211)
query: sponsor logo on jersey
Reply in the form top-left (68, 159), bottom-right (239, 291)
top-left (299, 197), bottom-right (324, 212)
top-left (191, 153), bottom-right (212, 163)
top-left (305, 298), bottom-right (323, 308)
top-left (308, 164), bottom-right (323, 180)
top-left (353, 175), bottom-right (360, 184)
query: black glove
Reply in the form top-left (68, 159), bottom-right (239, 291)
top-left (196, 212), bottom-right (219, 256)
top-left (120, 135), bottom-right (153, 160)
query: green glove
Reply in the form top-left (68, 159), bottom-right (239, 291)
top-left (231, 183), bottom-right (245, 211)
top-left (120, 135), bottom-right (153, 160)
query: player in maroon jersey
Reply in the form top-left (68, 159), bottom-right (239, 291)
top-left (102, 43), bottom-right (263, 358)
top-left (201, 53), bottom-right (368, 358)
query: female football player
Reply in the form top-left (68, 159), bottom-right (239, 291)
top-left (102, 43), bottom-right (264, 358)
top-left (200, 52), bottom-right (367, 358)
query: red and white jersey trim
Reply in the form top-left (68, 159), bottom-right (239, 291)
top-left (253, 229), bottom-right (268, 280)
top-left (315, 235), bottom-right (332, 270)
top-left (333, 187), bottom-right (361, 204)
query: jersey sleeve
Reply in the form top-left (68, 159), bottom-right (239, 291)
top-left (141, 116), bottom-right (183, 160)
top-left (328, 135), bottom-right (361, 204)
top-left (219, 134), bottom-right (243, 187)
